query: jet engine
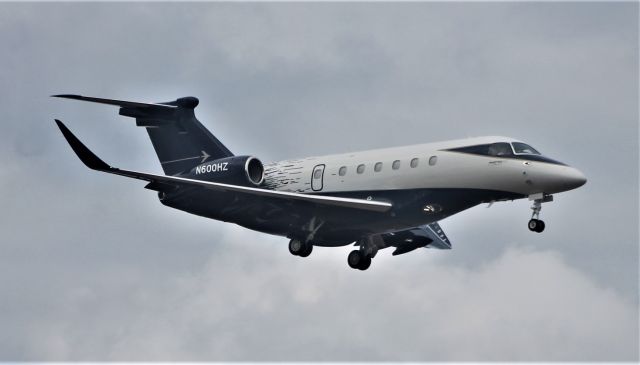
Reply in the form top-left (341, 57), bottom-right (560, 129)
top-left (189, 155), bottom-right (265, 187)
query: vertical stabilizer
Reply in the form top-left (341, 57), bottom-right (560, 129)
top-left (53, 95), bottom-right (233, 175)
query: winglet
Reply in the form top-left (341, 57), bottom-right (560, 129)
top-left (55, 119), bottom-right (111, 171)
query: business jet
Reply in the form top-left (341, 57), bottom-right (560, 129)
top-left (54, 95), bottom-right (587, 270)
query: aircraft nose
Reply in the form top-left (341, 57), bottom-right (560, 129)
top-left (564, 167), bottom-right (587, 190)
top-left (534, 164), bottom-right (587, 194)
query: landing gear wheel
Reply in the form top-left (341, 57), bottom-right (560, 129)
top-left (299, 243), bottom-right (313, 257)
top-left (348, 250), bottom-right (363, 269)
top-left (537, 220), bottom-right (545, 232)
top-left (528, 219), bottom-right (545, 233)
top-left (347, 250), bottom-right (371, 270)
top-left (358, 255), bottom-right (372, 271)
top-left (289, 239), bottom-right (313, 257)
top-left (288, 239), bottom-right (303, 256)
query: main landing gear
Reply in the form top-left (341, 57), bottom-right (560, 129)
top-left (347, 237), bottom-right (379, 271)
top-left (348, 250), bottom-right (372, 271)
top-left (288, 239), bottom-right (313, 257)
top-left (528, 194), bottom-right (553, 233)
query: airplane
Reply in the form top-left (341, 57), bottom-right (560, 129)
top-left (53, 94), bottom-right (587, 270)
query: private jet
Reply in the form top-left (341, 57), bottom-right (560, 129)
top-left (54, 95), bottom-right (587, 270)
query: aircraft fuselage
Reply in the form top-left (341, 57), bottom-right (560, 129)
top-left (163, 136), bottom-right (586, 246)
top-left (54, 95), bottom-right (587, 270)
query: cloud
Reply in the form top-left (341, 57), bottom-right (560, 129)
top-left (0, 2), bottom-right (637, 361)
top-left (11, 242), bottom-right (636, 361)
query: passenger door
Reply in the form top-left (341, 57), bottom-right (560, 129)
top-left (311, 164), bottom-right (325, 191)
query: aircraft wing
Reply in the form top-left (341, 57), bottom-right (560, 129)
top-left (55, 120), bottom-right (392, 213)
top-left (422, 222), bottom-right (452, 249)
top-left (381, 222), bottom-right (452, 255)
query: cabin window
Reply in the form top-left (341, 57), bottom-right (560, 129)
top-left (410, 158), bottom-right (419, 168)
top-left (429, 156), bottom-right (438, 166)
top-left (339, 166), bottom-right (347, 176)
top-left (357, 164), bottom-right (365, 174)
top-left (392, 160), bottom-right (401, 170)
top-left (313, 169), bottom-right (322, 179)
top-left (374, 162), bottom-right (383, 172)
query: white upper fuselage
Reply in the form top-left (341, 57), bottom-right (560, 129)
top-left (263, 136), bottom-right (586, 198)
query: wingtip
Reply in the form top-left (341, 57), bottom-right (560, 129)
top-left (51, 94), bottom-right (82, 99)
top-left (55, 118), bottom-right (111, 171)
top-left (54, 118), bottom-right (67, 132)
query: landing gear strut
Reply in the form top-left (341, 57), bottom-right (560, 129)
top-left (528, 194), bottom-right (552, 233)
top-left (289, 239), bottom-right (313, 257)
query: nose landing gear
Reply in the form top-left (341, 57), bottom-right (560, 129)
top-left (528, 193), bottom-right (553, 233)
top-left (528, 218), bottom-right (545, 233)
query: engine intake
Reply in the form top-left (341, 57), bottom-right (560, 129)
top-left (245, 157), bottom-right (264, 186)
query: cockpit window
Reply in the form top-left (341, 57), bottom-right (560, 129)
top-left (512, 142), bottom-right (540, 155)
top-left (487, 143), bottom-right (513, 157)
top-left (446, 141), bottom-right (565, 165)
top-left (447, 143), bottom-right (512, 157)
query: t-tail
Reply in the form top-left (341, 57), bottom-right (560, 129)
top-left (52, 94), bottom-right (233, 175)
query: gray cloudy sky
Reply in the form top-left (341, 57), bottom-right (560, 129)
top-left (0, 2), bottom-right (638, 361)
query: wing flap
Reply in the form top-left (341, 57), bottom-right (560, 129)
top-left (424, 222), bottom-right (452, 249)
top-left (383, 221), bottom-right (452, 255)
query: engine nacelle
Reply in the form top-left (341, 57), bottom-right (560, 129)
top-left (188, 155), bottom-right (265, 186)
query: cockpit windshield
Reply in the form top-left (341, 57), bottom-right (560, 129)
top-left (511, 142), bottom-right (540, 155)
top-left (446, 141), bottom-right (564, 165)
top-left (487, 142), bottom-right (513, 157)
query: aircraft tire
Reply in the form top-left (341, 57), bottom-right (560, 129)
top-left (299, 243), bottom-right (313, 257)
top-left (528, 219), bottom-right (546, 233)
top-left (288, 239), bottom-right (303, 256)
top-left (348, 250), bottom-right (363, 269)
top-left (358, 255), bottom-right (372, 271)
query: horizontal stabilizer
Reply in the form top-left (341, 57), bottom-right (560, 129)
top-left (52, 94), bottom-right (178, 110)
